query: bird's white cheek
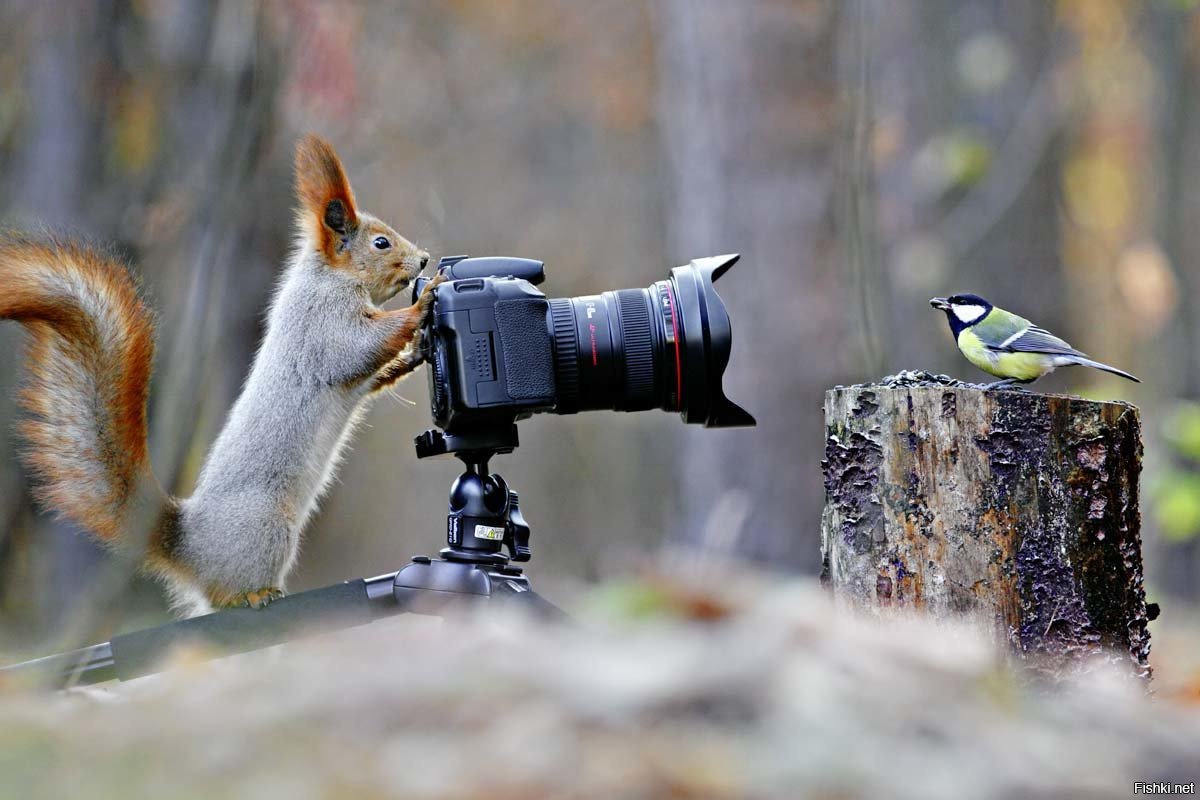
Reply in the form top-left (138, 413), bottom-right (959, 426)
top-left (953, 305), bottom-right (987, 323)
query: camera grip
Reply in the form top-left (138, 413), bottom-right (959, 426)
top-left (494, 299), bottom-right (555, 400)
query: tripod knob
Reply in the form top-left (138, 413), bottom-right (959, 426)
top-left (504, 490), bottom-right (532, 562)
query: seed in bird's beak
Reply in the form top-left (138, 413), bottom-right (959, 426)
top-left (930, 297), bottom-right (951, 310)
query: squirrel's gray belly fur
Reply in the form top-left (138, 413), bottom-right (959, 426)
top-left (0, 135), bottom-right (431, 618)
top-left (179, 260), bottom-right (380, 605)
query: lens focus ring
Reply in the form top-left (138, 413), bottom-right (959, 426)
top-left (615, 289), bottom-right (655, 410)
top-left (549, 298), bottom-right (579, 412)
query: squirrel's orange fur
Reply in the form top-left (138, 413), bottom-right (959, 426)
top-left (0, 234), bottom-right (164, 545)
top-left (295, 135), bottom-right (359, 263)
top-left (0, 136), bottom-right (433, 615)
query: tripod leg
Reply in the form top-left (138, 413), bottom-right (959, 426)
top-left (494, 583), bottom-right (569, 621)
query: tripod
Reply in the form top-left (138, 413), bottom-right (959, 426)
top-left (398, 424), bottom-right (562, 618)
top-left (2, 426), bottom-right (563, 686)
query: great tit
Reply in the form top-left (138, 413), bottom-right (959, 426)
top-left (929, 294), bottom-right (1139, 386)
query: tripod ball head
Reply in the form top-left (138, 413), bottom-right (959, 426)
top-left (446, 469), bottom-right (509, 560)
top-left (429, 437), bottom-right (532, 566)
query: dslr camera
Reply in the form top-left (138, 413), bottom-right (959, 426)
top-left (411, 254), bottom-right (754, 444)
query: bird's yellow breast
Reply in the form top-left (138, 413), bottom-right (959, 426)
top-left (957, 329), bottom-right (1051, 381)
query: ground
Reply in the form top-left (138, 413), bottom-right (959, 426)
top-left (0, 574), bottom-right (1198, 799)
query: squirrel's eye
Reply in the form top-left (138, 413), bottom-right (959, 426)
top-left (373, 236), bottom-right (391, 250)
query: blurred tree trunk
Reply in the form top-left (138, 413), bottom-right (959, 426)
top-left (0, 0), bottom-right (286, 641)
top-left (1057, 1), bottom-right (1152, 390)
top-left (656, 0), bottom-right (842, 569)
top-left (1148, 2), bottom-right (1200, 601)
top-left (1, 1), bottom-right (113, 636)
top-left (868, 0), bottom-right (1063, 374)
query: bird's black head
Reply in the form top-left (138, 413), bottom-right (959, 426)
top-left (929, 293), bottom-right (994, 338)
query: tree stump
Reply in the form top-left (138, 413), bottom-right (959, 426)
top-left (821, 373), bottom-right (1152, 681)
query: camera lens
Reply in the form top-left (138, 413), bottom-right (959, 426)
top-left (548, 287), bottom-right (670, 414)
top-left (548, 255), bottom-right (755, 428)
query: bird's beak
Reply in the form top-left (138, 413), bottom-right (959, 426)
top-left (929, 297), bottom-right (951, 310)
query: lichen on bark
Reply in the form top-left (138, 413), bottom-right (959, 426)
top-left (822, 376), bottom-right (1151, 681)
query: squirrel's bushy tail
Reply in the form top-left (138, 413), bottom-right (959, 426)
top-left (0, 232), bottom-right (171, 547)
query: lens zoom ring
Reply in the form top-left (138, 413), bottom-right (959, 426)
top-left (549, 299), bottom-right (579, 411)
top-left (616, 289), bottom-right (655, 408)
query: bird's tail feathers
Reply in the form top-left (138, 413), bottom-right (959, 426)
top-left (1062, 355), bottom-right (1141, 383)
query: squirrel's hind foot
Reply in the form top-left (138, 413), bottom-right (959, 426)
top-left (218, 587), bottom-right (285, 610)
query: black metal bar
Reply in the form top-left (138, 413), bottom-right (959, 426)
top-left (1, 641), bottom-right (117, 686)
top-left (2, 566), bottom-right (567, 686)
top-left (2, 572), bottom-right (404, 687)
top-left (495, 581), bottom-right (571, 622)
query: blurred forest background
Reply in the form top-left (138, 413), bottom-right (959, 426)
top-left (1, 0), bottom-right (1199, 644)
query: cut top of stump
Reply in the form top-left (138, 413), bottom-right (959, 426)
top-left (821, 377), bottom-right (1150, 681)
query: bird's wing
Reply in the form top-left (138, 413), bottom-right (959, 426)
top-left (971, 307), bottom-right (1033, 347)
top-left (993, 325), bottom-right (1085, 357)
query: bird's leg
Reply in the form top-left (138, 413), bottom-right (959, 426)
top-left (985, 378), bottom-right (1027, 391)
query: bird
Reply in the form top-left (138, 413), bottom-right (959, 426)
top-left (929, 294), bottom-right (1139, 387)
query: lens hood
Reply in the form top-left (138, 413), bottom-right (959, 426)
top-left (670, 255), bottom-right (756, 428)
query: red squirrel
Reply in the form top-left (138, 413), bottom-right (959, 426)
top-left (0, 135), bottom-right (441, 616)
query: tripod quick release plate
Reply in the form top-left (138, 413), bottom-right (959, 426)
top-left (414, 426), bottom-right (519, 459)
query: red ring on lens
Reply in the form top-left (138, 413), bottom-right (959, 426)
top-left (665, 284), bottom-right (683, 410)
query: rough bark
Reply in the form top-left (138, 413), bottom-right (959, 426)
top-left (821, 375), bottom-right (1152, 681)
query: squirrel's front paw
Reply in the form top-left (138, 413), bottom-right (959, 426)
top-left (418, 273), bottom-right (447, 315)
top-left (409, 274), bottom-right (447, 360)
top-left (221, 587), bottom-right (285, 610)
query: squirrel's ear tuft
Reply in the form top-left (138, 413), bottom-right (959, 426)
top-left (324, 198), bottom-right (350, 236)
top-left (294, 134), bottom-right (358, 257)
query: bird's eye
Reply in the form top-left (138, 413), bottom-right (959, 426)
top-left (373, 236), bottom-right (391, 250)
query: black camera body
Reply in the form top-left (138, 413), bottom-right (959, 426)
top-left (414, 256), bottom-right (556, 432)
top-left (413, 253), bottom-right (754, 443)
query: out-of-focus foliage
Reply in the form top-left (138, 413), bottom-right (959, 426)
top-left (1164, 403), bottom-right (1200, 462)
top-left (1154, 472), bottom-right (1200, 542)
top-left (912, 129), bottom-right (993, 197)
top-left (1153, 402), bottom-right (1200, 541)
top-left (0, 576), bottom-right (1198, 800)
